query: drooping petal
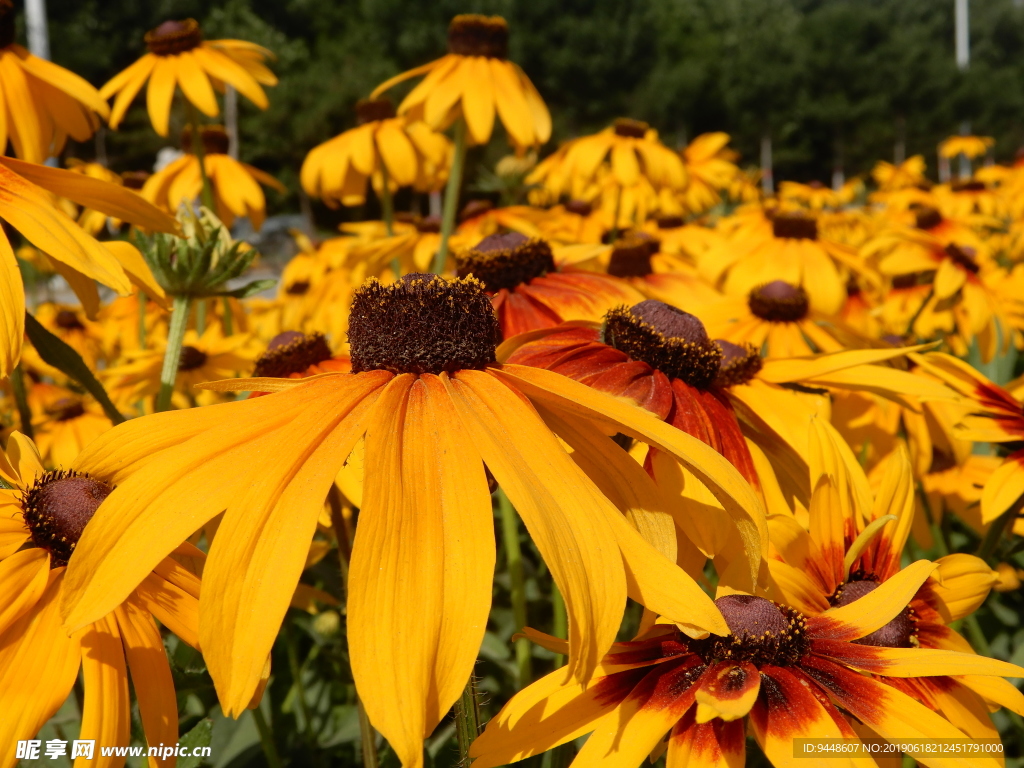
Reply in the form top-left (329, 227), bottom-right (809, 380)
top-left (0, 573), bottom-right (81, 767)
top-left (79, 613), bottom-right (131, 768)
top-left (0, 227), bottom-right (23, 379)
top-left (174, 51), bottom-right (219, 117)
top-left (0, 548), bottom-right (50, 638)
top-left (812, 643), bottom-right (1024, 679)
top-left (694, 661), bottom-right (760, 723)
top-left (461, 56), bottom-right (495, 145)
top-left (929, 553), bottom-right (998, 622)
top-left (114, 600), bottom-right (178, 768)
top-left (442, 369), bottom-right (626, 682)
top-left (145, 55), bottom-right (177, 137)
top-left (349, 375), bottom-right (495, 768)
top-left (667, 710), bottom-right (745, 768)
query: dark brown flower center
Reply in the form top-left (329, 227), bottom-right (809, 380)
top-left (447, 14), bottom-right (508, 59)
top-left (415, 215), bottom-right (442, 234)
top-left (913, 206), bottom-right (943, 230)
top-left (607, 232), bottom-right (660, 278)
top-left (0, 0), bottom-right (14, 49)
top-left (459, 199), bottom-right (494, 222)
top-left (253, 331), bottom-right (333, 378)
top-left (943, 243), bottom-right (980, 274)
top-left (182, 124), bottom-right (230, 156)
top-left (178, 345), bottom-right (208, 371)
top-left (690, 595), bottom-right (809, 667)
top-left (831, 579), bottom-right (917, 648)
top-left (564, 200), bottom-right (593, 217)
top-left (121, 170), bottom-right (151, 190)
top-left (145, 19), bottom-right (202, 56)
top-left (951, 179), bottom-right (986, 193)
top-left (348, 274), bottom-right (500, 375)
top-left (713, 340), bottom-right (763, 388)
top-left (22, 470), bottom-right (113, 568)
top-left (356, 97), bottom-right (396, 125)
top-left (603, 300), bottom-right (722, 389)
top-left (772, 212), bottom-right (818, 240)
top-left (656, 215), bottom-right (685, 230)
top-left (891, 272), bottom-right (934, 290)
top-left (44, 398), bottom-right (86, 422)
top-left (748, 281), bottom-right (809, 322)
top-left (287, 280), bottom-right (311, 296)
top-left (456, 232), bottom-right (555, 292)
top-left (613, 118), bottom-right (649, 139)
top-left (55, 309), bottom-right (85, 331)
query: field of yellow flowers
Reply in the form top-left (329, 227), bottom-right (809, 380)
top-left (2, 8), bottom-right (1024, 768)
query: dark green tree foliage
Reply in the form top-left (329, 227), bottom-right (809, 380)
top-left (41, 0), bottom-right (1024, 216)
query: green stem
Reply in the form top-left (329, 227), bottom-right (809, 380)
top-left (10, 363), bottom-right (33, 439)
top-left (137, 291), bottom-right (147, 349)
top-left (195, 299), bottom-right (207, 335)
top-left (222, 297), bottom-right (234, 335)
top-left (454, 674), bottom-right (482, 767)
top-left (551, 582), bottom-right (567, 669)
top-left (918, 484), bottom-right (950, 557)
top-left (432, 118), bottom-right (467, 274)
top-left (379, 162), bottom-right (403, 278)
top-left (187, 103), bottom-right (216, 211)
top-left (156, 295), bottom-right (191, 412)
top-left (251, 707), bottom-right (283, 768)
top-left (498, 489), bottom-right (531, 688)
top-left (977, 501), bottom-right (1021, 560)
top-left (285, 623), bottom-right (319, 753)
top-left (357, 700), bottom-right (379, 768)
top-left (904, 287), bottom-right (934, 340)
top-left (962, 613), bottom-right (992, 656)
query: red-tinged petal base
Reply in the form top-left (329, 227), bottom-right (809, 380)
top-left (506, 324), bottom-right (759, 485)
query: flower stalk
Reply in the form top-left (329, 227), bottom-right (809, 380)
top-left (433, 117), bottom-right (467, 274)
top-left (454, 674), bottom-right (482, 767)
top-left (155, 295), bottom-right (191, 412)
top-left (498, 489), bottom-right (531, 688)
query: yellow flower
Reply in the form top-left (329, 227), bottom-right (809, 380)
top-left (101, 18), bottom-right (276, 136)
top-left (778, 180), bottom-right (842, 211)
top-left (678, 132), bottom-right (738, 214)
top-left (371, 15), bottom-right (551, 147)
top-left (938, 134), bottom-right (994, 160)
top-left (61, 275), bottom-right (761, 768)
top-left (142, 125), bottom-right (284, 229)
top-left (872, 155), bottom-right (928, 191)
top-left (0, 156), bottom-right (176, 379)
top-left (301, 97), bottom-right (451, 206)
top-left (27, 383), bottom-right (113, 470)
top-left (0, 1), bottom-right (110, 163)
top-left (0, 432), bottom-right (205, 767)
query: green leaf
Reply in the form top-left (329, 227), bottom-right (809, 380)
top-left (23, 312), bottom-right (126, 425)
top-left (176, 718), bottom-right (213, 768)
top-left (222, 279), bottom-right (277, 299)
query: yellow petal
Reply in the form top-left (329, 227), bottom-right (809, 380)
top-left (981, 450), bottom-right (1024, 523)
top-left (145, 55), bottom-right (177, 137)
top-left (929, 553), bottom-right (998, 622)
top-left (79, 613), bottom-right (131, 767)
top-left (349, 376), bottom-right (495, 768)
top-left (0, 547), bottom-right (50, 638)
top-left (695, 661), bottom-right (760, 722)
top-left (174, 51), bottom-right (220, 117)
top-left (193, 46), bottom-right (268, 109)
top-left (490, 59), bottom-right (534, 146)
top-left (0, 573), bottom-right (82, 758)
top-left (0, 227), bottom-right (24, 378)
top-left (461, 57), bottom-right (495, 145)
top-left (105, 56), bottom-right (156, 129)
top-left (443, 369), bottom-right (626, 682)
top-left (817, 645), bottom-right (1024, 679)
top-left (115, 600), bottom-right (178, 768)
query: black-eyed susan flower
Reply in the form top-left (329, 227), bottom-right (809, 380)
top-left (301, 97), bottom-right (451, 207)
top-left (678, 132), bottom-right (739, 215)
top-left (0, 432), bottom-right (204, 767)
top-left (0, 155), bottom-right (176, 379)
top-left (0, 1), bottom-right (110, 164)
top-left (28, 383), bottom-right (113, 470)
top-left (371, 15), bottom-right (551, 148)
top-left (767, 423), bottom-right (1022, 741)
top-left (939, 135), bottom-right (994, 163)
top-left (470, 567), bottom-right (1022, 768)
top-left (101, 18), bottom-right (276, 137)
top-left (61, 274), bottom-right (763, 768)
top-left (872, 155), bottom-right (928, 192)
top-left (701, 209), bottom-right (864, 315)
top-left (142, 125), bottom-right (284, 230)
top-left (455, 232), bottom-right (644, 337)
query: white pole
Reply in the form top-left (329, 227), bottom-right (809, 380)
top-left (24, 0), bottom-right (49, 59)
top-left (956, 0), bottom-right (972, 178)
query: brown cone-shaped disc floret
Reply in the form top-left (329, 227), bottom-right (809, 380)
top-left (913, 206), bottom-right (943, 231)
top-left (356, 97), bottom-right (396, 125)
top-left (603, 300), bottom-right (722, 389)
top-left (607, 232), bottom-right (660, 278)
top-left (447, 15), bottom-right (509, 58)
top-left (690, 595), bottom-right (809, 667)
top-left (613, 118), bottom-right (648, 139)
top-left (178, 345), bottom-right (208, 371)
top-left (944, 243), bottom-right (980, 274)
top-left (22, 470), bottom-right (113, 568)
top-left (45, 398), bottom-right (87, 422)
top-left (832, 579), bottom-right (917, 648)
top-left (253, 331), bottom-right (333, 378)
top-left (146, 19), bottom-right (202, 55)
top-left (564, 200), bottom-right (593, 217)
top-left (56, 310), bottom-right (85, 331)
top-left (348, 274), bottom-right (500, 375)
top-left (713, 340), bottom-right (763, 388)
top-left (748, 281), bottom-right (810, 322)
top-left (456, 232), bottom-right (555, 292)
top-left (772, 212), bottom-right (818, 240)
top-left (181, 124), bottom-right (230, 155)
